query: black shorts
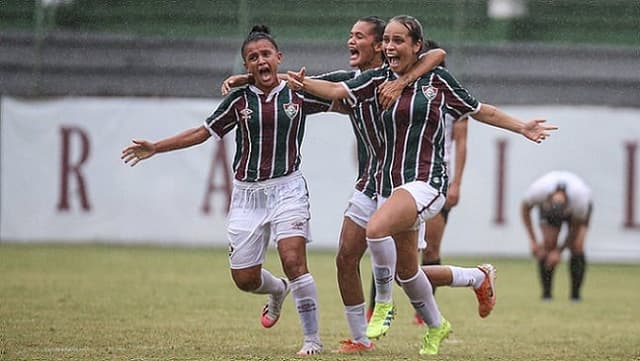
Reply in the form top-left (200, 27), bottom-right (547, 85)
top-left (539, 202), bottom-right (593, 228)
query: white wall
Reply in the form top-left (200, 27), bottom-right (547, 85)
top-left (1, 97), bottom-right (639, 261)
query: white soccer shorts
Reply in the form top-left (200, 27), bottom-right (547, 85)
top-left (395, 180), bottom-right (445, 229)
top-left (227, 171), bottom-right (312, 269)
top-left (343, 190), bottom-right (377, 229)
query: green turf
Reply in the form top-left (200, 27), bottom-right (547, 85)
top-left (1, 244), bottom-right (639, 360)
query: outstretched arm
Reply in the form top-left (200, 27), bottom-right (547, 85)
top-left (121, 126), bottom-right (211, 167)
top-left (287, 67), bottom-right (350, 100)
top-left (378, 48), bottom-right (447, 109)
top-left (220, 74), bottom-right (252, 95)
top-left (473, 104), bottom-right (557, 143)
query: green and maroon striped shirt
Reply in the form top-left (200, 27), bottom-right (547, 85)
top-left (342, 66), bottom-right (479, 197)
top-left (313, 69), bottom-right (383, 198)
top-left (205, 81), bottom-right (331, 182)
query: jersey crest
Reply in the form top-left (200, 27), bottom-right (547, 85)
top-left (422, 85), bottom-right (438, 101)
top-left (283, 102), bottom-right (299, 120)
top-left (239, 108), bottom-right (253, 121)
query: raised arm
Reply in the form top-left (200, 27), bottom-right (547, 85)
top-left (121, 125), bottom-right (211, 167)
top-left (378, 48), bottom-right (447, 109)
top-left (473, 104), bottom-right (557, 143)
top-left (287, 67), bottom-right (350, 101)
top-left (221, 74), bottom-right (252, 95)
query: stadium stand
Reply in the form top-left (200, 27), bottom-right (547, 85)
top-left (1, 0), bottom-right (638, 46)
top-left (0, 0), bottom-right (638, 104)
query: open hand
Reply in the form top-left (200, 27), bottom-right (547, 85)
top-left (522, 119), bottom-right (558, 143)
top-left (121, 139), bottom-right (156, 167)
top-left (545, 248), bottom-right (562, 269)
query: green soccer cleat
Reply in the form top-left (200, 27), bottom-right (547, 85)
top-left (419, 318), bottom-right (452, 356)
top-left (366, 301), bottom-right (395, 339)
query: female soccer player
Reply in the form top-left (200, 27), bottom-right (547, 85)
top-left (288, 15), bottom-right (557, 355)
top-left (221, 16), bottom-right (448, 354)
top-left (122, 25), bottom-right (327, 356)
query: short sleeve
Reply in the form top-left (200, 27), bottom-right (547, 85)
top-left (342, 68), bottom-right (387, 106)
top-left (204, 89), bottom-right (243, 139)
top-left (433, 68), bottom-right (480, 119)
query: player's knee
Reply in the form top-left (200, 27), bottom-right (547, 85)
top-left (396, 266), bottom-right (416, 281)
top-left (365, 220), bottom-right (389, 240)
top-left (423, 248), bottom-right (440, 262)
top-left (281, 257), bottom-right (307, 280)
top-left (336, 251), bottom-right (359, 272)
top-left (231, 272), bottom-right (261, 292)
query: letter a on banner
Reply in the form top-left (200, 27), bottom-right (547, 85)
top-left (202, 139), bottom-right (232, 215)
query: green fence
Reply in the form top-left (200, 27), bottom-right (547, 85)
top-left (1, 0), bottom-right (638, 46)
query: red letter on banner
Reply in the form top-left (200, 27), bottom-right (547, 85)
top-left (202, 140), bottom-right (232, 215)
top-left (494, 139), bottom-right (507, 225)
top-left (624, 141), bottom-right (640, 229)
top-left (57, 126), bottom-right (91, 212)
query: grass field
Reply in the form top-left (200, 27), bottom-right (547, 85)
top-left (1, 244), bottom-right (639, 360)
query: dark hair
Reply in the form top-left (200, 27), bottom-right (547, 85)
top-left (423, 39), bottom-right (446, 67)
top-left (388, 15), bottom-right (424, 45)
top-left (358, 16), bottom-right (386, 42)
top-left (241, 25), bottom-right (279, 58)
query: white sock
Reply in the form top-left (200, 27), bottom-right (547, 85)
top-left (290, 273), bottom-right (321, 344)
top-left (398, 270), bottom-right (442, 327)
top-left (367, 236), bottom-right (396, 303)
top-left (449, 266), bottom-right (485, 289)
top-left (253, 268), bottom-right (286, 295)
top-left (344, 303), bottom-right (371, 345)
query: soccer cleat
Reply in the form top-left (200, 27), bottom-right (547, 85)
top-left (260, 278), bottom-right (290, 328)
top-left (474, 264), bottom-right (497, 318)
top-left (296, 341), bottom-right (323, 355)
top-left (419, 318), bottom-right (452, 356)
top-left (336, 339), bottom-right (374, 353)
top-left (366, 301), bottom-right (395, 339)
top-left (413, 312), bottom-right (425, 325)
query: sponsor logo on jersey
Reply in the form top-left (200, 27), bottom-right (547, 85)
top-left (239, 108), bottom-right (253, 121)
top-left (422, 85), bottom-right (438, 101)
top-left (283, 102), bottom-right (299, 120)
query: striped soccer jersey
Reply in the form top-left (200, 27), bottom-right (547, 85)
top-left (205, 80), bottom-right (331, 182)
top-left (342, 66), bottom-right (480, 197)
top-left (313, 69), bottom-right (384, 198)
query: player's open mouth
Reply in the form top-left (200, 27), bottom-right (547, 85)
top-left (257, 66), bottom-right (274, 83)
top-left (349, 48), bottom-right (360, 61)
top-left (387, 55), bottom-right (400, 67)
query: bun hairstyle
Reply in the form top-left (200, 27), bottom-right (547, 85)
top-left (250, 24), bottom-right (270, 35)
top-left (241, 24), bottom-right (279, 57)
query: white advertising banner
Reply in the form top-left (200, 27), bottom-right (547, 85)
top-left (1, 97), bottom-right (639, 261)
